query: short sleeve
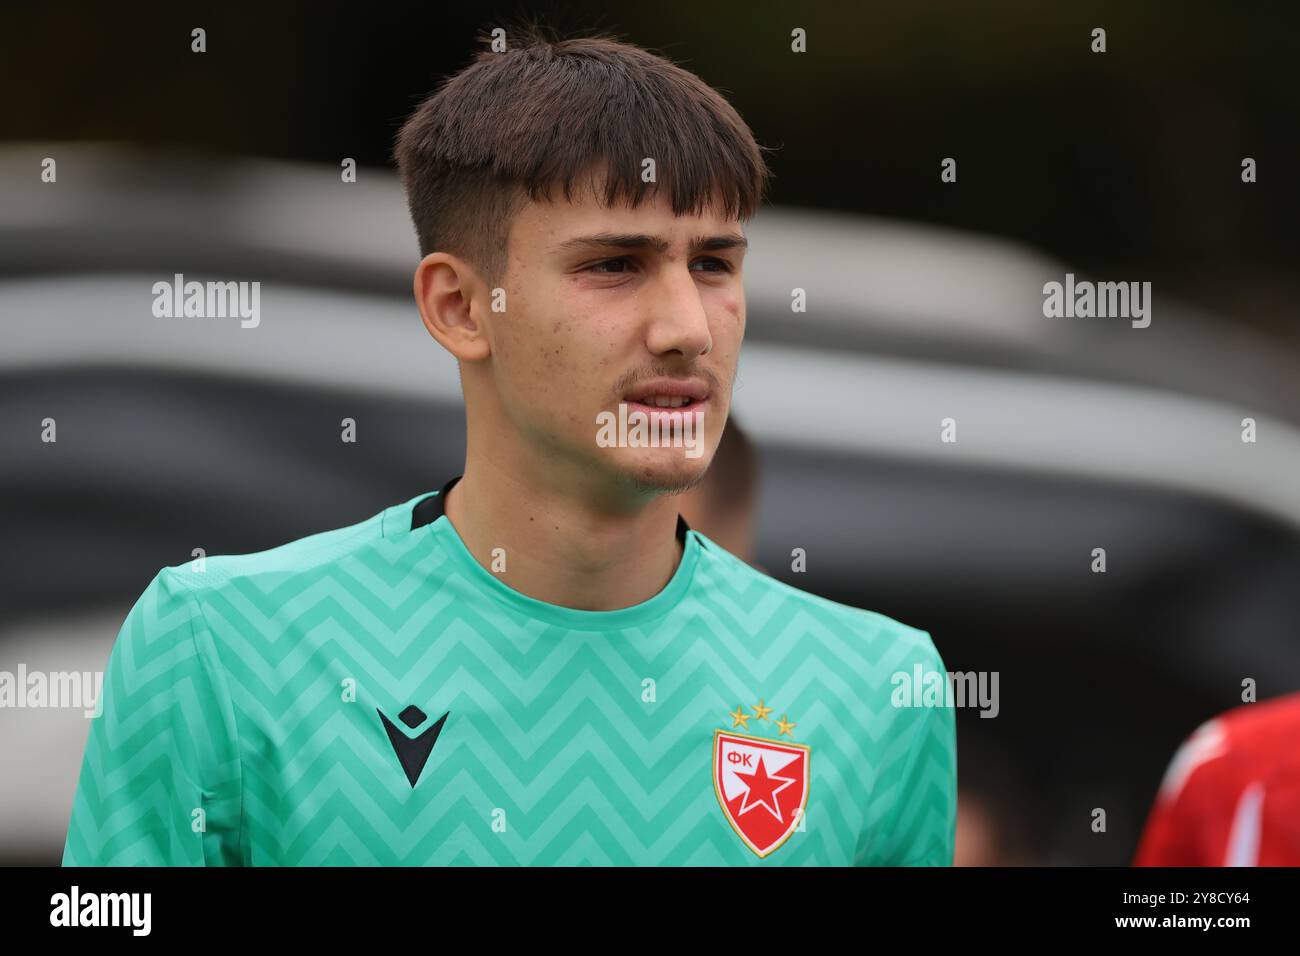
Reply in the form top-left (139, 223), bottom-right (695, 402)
top-left (861, 632), bottom-right (958, 866)
top-left (62, 567), bottom-right (243, 866)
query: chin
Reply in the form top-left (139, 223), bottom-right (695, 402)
top-left (616, 447), bottom-right (712, 495)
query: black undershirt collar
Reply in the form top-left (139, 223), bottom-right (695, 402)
top-left (411, 475), bottom-right (691, 544)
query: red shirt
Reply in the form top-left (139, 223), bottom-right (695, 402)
top-left (1134, 693), bottom-right (1300, 866)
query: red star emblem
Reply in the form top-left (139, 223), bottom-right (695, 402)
top-left (733, 754), bottom-right (797, 822)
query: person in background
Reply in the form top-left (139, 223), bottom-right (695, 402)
top-left (1134, 691), bottom-right (1300, 866)
top-left (676, 415), bottom-right (760, 565)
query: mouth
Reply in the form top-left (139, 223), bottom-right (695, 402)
top-left (621, 379), bottom-right (710, 414)
top-left (623, 396), bottom-right (705, 414)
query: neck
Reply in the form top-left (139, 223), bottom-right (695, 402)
top-left (442, 460), bottom-right (685, 612)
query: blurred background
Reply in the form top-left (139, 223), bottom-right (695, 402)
top-left (2, 0), bottom-right (1298, 865)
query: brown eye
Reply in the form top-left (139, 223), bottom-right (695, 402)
top-left (691, 257), bottom-right (733, 273)
top-left (588, 258), bottom-right (632, 274)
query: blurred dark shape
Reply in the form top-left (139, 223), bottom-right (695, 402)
top-left (677, 415), bottom-right (760, 564)
top-left (953, 738), bottom-right (1040, 866)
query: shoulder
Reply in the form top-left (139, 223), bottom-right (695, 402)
top-left (156, 500), bottom-right (394, 599)
top-left (1163, 692), bottom-right (1300, 801)
top-left (1217, 692), bottom-right (1300, 744)
top-left (689, 530), bottom-right (941, 666)
top-left (111, 501), bottom-right (398, 676)
top-left (113, 500), bottom-right (396, 656)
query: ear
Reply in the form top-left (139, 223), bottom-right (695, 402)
top-left (413, 252), bottom-right (491, 362)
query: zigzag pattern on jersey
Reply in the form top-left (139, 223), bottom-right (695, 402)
top-left (63, 569), bottom-right (242, 866)
top-left (65, 513), bottom-right (955, 866)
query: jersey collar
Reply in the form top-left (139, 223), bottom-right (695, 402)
top-left (406, 475), bottom-right (701, 631)
top-left (411, 474), bottom-right (692, 543)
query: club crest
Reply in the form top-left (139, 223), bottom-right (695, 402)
top-left (713, 700), bottom-right (809, 857)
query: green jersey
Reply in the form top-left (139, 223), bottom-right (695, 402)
top-left (63, 478), bottom-right (956, 866)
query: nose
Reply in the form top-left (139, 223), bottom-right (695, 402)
top-left (643, 264), bottom-right (713, 359)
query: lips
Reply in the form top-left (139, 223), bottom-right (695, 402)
top-left (622, 378), bottom-right (710, 409)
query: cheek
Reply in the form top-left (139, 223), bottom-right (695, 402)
top-left (504, 298), bottom-right (606, 429)
top-left (710, 289), bottom-right (746, 341)
top-left (709, 283), bottom-right (744, 318)
top-left (500, 279), bottom-right (585, 381)
top-left (548, 287), bottom-right (627, 369)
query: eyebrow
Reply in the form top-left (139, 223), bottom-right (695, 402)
top-left (554, 232), bottom-right (748, 255)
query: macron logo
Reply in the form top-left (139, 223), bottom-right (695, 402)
top-left (378, 705), bottom-right (449, 788)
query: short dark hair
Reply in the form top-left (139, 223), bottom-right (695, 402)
top-left (394, 24), bottom-right (773, 285)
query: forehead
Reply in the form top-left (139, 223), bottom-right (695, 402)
top-left (510, 175), bottom-right (743, 252)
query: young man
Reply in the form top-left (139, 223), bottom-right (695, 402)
top-left (63, 29), bottom-right (956, 865)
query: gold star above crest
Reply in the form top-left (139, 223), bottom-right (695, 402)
top-left (775, 713), bottom-right (797, 737)
top-left (729, 705), bottom-right (751, 730)
top-left (752, 699), bottom-right (773, 722)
